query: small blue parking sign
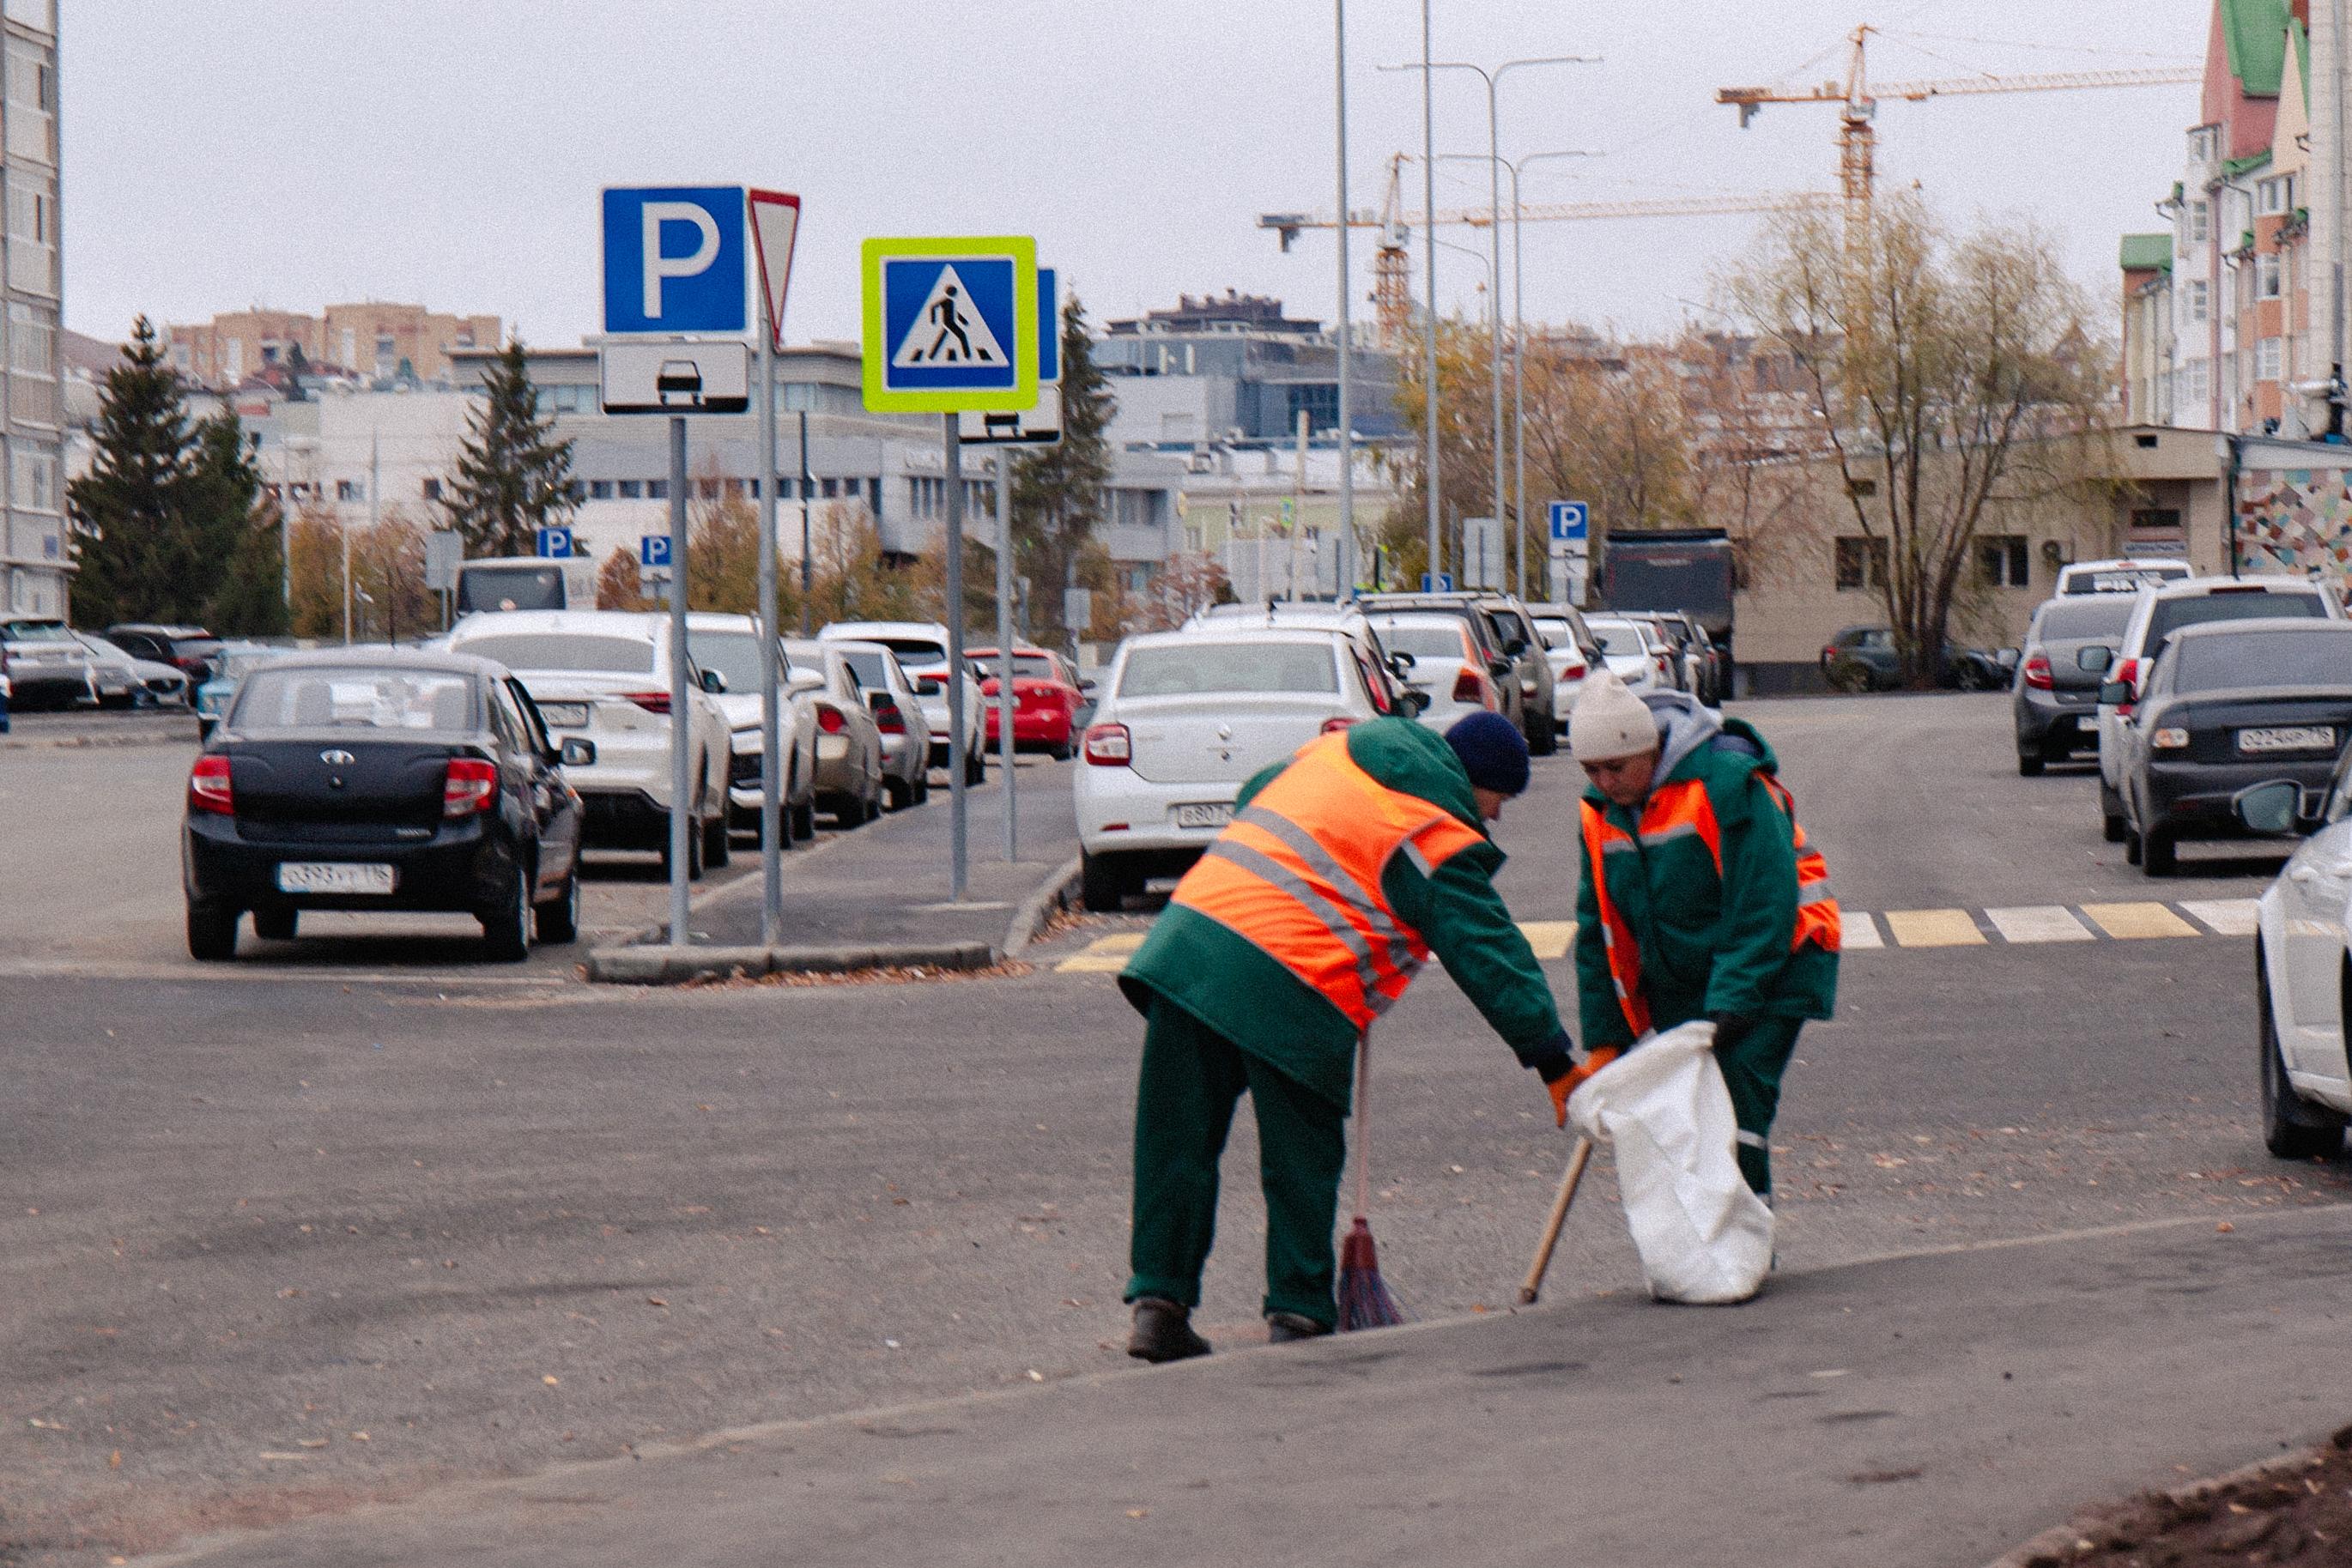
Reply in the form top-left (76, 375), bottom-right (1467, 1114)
top-left (536, 526), bottom-right (573, 560)
top-left (640, 534), bottom-right (673, 568)
top-left (1549, 501), bottom-right (1589, 542)
top-left (603, 186), bottom-right (748, 336)
top-left (1421, 572), bottom-right (1454, 592)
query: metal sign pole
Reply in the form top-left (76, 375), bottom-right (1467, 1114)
top-left (996, 454), bottom-right (1017, 863)
top-left (667, 414), bottom-right (693, 946)
top-left (942, 414), bottom-right (969, 901)
top-left (757, 291), bottom-right (784, 945)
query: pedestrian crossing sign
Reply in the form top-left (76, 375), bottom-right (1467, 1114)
top-left (861, 235), bottom-right (1038, 413)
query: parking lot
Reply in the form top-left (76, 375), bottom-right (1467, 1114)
top-left (4, 690), bottom-right (2342, 1564)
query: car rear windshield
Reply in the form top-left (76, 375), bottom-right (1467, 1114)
top-left (170, 637), bottom-right (222, 659)
top-left (686, 630), bottom-right (779, 694)
top-left (452, 633), bottom-right (655, 674)
top-left (456, 567), bottom-right (566, 613)
top-left (232, 668), bottom-right (476, 732)
top-left (867, 637), bottom-right (946, 663)
top-left (2176, 631), bottom-right (2352, 692)
top-left (1589, 623), bottom-right (1649, 656)
top-left (3, 620), bottom-right (73, 641)
top-left (1118, 643), bottom-right (1337, 697)
top-left (1371, 620), bottom-right (1469, 661)
top-left (2066, 568), bottom-right (2184, 595)
top-left (834, 651), bottom-right (896, 692)
top-left (2149, 590), bottom-right (2326, 648)
top-left (2037, 598), bottom-right (2135, 639)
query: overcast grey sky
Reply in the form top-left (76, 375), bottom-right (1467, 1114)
top-left (66, 0), bottom-right (2208, 349)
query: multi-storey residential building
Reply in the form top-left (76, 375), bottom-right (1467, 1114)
top-left (165, 302), bottom-right (501, 390)
top-left (0, 0), bottom-right (61, 618)
top-left (1097, 290), bottom-right (1402, 448)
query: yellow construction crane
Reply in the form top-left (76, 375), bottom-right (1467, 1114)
top-left (1718, 25), bottom-right (2199, 252)
top-left (1260, 154), bottom-right (1834, 345)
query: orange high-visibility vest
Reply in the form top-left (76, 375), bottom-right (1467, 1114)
top-left (1580, 771), bottom-right (1840, 1038)
top-left (1169, 731), bottom-right (1491, 1032)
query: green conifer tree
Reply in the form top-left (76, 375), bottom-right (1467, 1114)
top-left (67, 317), bottom-right (202, 627)
top-left (439, 336), bottom-right (576, 558)
top-left (1009, 294), bottom-right (1115, 644)
top-left (195, 412), bottom-right (288, 635)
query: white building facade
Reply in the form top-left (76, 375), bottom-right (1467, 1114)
top-left (0, 0), bottom-right (59, 617)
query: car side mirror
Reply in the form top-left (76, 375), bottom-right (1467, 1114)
top-left (868, 691), bottom-right (895, 713)
top-left (700, 669), bottom-right (727, 694)
top-left (2234, 778), bottom-right (2313, 837)
top-left (1400, 688), bottom-right (1431, 716)
top-left (1488, 657), bottom-right (1513, 681)
top-left (786, 669), bottom-right (824, 693)
top-left (1078, 678), bottom-right (1097, 693)
top-left (558, 736), bottom-right (597, 768)
top-left (1388, 651), bottom-right (1417, 676)
top-left (2098, 679), bottom-right (2131, 705)
top-left (1503, 637), bottom-right (1528, 658)
top-left (2078, 645), bottom-right (2113, 674)
top-left (1996, 648), bottom-right (2020, 669)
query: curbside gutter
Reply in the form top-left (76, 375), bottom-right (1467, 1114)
top-left (585, 940), bottom-right (997, 985)
top-left (1979, 1438), bottom-right (2346, 1568)
top-left (1003, 855), bottom-right (1082, 956)
top-left (0, 728), bottom-right (200, 751)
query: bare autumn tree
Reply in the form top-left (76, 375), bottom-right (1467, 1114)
top-left (594, 546), bottom-right (651, 611)
top-left (1717, 195), bottom-right (2112, 686)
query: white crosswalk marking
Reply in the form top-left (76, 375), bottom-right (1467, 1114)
top-left (1841, 912), bottom-right (1882, 949)
top-left (2178, 898), bottom-right (2261, 936)
top-left (1984, 905), bottom-right (2095, 944)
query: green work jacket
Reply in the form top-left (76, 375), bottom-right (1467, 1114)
top-left (1121, 717), bottom-right (1563, 1111)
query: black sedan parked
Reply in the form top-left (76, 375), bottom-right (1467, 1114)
top-left (2013, 593), bottom-right (2134, 774)
top-left (183, 649), bottom-right (591, 961)
top-left (2115, 618), bottom-right (2352, 876)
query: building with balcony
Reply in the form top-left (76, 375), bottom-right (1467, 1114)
top-left (0, 0), bottom-right (60, 618)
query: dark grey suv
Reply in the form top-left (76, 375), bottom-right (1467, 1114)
top-left (1358, 591), bottom-right (1559, 755)
top-left (2013, 595), bottom-right (2134, 775)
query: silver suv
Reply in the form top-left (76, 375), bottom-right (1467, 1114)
top-left (0, 618), bottom-right (100, 711)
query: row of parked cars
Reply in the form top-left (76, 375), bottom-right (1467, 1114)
top-left (0, 618), bottom-right (224, 716)
top-left (1068, 589), bottom-right (1726, 912)
top-left (2000, 559), bottom-right (2352, 1164)
top-left (177, 609), bottom-right (1093, 962)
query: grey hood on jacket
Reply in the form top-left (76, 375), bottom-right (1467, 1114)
top-left (1643, 689), bottom-right (1723, 794)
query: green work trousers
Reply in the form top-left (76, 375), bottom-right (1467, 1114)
top-left (1125, 996), bottom-right (1347, 1329)
top-left (1719, 1015), bottom-right (1804, 1199)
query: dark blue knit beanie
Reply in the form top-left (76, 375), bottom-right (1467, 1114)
top-left (1444, 711), bottom-right (1531, 796)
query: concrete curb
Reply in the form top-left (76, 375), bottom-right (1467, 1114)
top-left (0, 728), bottom-right (199, 751)
top-left (1979, 1434), bottom-right (2348, 1567)
top-left (1003, 855), bottom-right (1082, 956)
top-left (583, 939), bottom-right (997, 985)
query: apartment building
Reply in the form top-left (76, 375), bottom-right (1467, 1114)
top-left (0, 0), bottom-right (60, 618)
top-left (165, 301), bottom-right (501, 390)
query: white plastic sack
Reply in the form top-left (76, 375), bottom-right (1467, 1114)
top-left (1565, 1020), bottom-right (1773, 1305)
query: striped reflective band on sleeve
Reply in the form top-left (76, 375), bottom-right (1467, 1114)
top-left (1203, 838), bottom-right (1406, 1019)
top-left (1580, 800), bottom-right (1654, 1038)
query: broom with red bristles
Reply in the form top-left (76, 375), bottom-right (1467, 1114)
top-left (1337, 1032), bottom-right (1406, 1331)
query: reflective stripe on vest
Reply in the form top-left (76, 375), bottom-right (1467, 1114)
top-left (1168, 730), bottom-right (1488, 1031)
top-left (1582, 768), bottom-right (1840, 1036)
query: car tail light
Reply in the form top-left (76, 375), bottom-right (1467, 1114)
top-left (815, 705), bottom-right (845, 735)
top-left (1655, 654), bottom-right (1672, 680)
top-left (1560, 658), bottom-right (1586, 681)
top-left (1083, 722), bottom-right (1131, 766)
top-left (1452, 669), bottom-right (1483, 704)
top-left (2022, 656), bottom-right (2054, 691)
top-left (188, 754), bottom-right (233, 814)
top-left (1321, 716), bottom-right (1358, 734)
top-left (443, 757), bottom-right (499, 816)
top-left (623, 691), bottom-right (671, 714)
top-left (874, 703), bottom-right (906, 735)
top-left (2112, 657), bottom-right (2139, 717)
top-left (2150, 727), bottom-right (2191, 750)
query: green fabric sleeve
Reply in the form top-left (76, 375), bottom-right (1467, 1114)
top-left (1383, 838), bottom-right (1565, 1062)
top-left (1234, 759), bottom-right (1287, 813)
top-left (1702, 771), bottom-right (1800, 1017)
top-left (1573, 821), bottom-right (1634, 1049)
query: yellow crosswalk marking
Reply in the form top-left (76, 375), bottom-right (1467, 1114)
top-left (1985, 905), bottom-right (2095, 944)
top-left (1881, 909), bottom-right (1985, 947)
top-left (1055, 931), bottom-right (1145, 972)
top-left (1518, 921), bottom-right (1575, 960)
top-left (2081, 901), bottom-right (2199, 940)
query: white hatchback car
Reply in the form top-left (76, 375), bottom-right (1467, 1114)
top-left (1364, 610), bottom-right (1499, 733)
top-left (1074, 627), bottom-right (1415, 911)
top-left (2094, 576), bottom-right (2344, 844)
top-left (1585, 615), bottom-right (1673, 694)
top-left (2245, 744), bottom-right (2352, 1158)
top-left (446, 610), bottom-right (733, 877)
top-left (819, 620), bottom-right (984, 781)
top-left (684, 612), bottom-right (821, 844)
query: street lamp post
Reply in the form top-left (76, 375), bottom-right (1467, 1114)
top-left (1382, 51), bottom-right (1597, 594)
top-left (1506, 149), bottom-right (1602, 600)
top-left (1333, 0), bottom-right (1355, 595)
top-left (1429, 233), bottom-right (1494, 583)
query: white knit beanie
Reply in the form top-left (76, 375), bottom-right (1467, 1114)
top-left (1570, 670), bottom-right (1661, 763)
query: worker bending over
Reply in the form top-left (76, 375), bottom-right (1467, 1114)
top-left (1118, 711), bottom-right (1574, 1363)
top-left (1564, 671), bottom-right (1840, 1201)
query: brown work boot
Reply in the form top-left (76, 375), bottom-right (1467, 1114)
top-left (1265, 1311), bottom-right (1332, 1344)
top-left (1127, 1298), bottom-right (1211, 1363)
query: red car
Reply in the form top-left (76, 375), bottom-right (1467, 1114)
top-left (972, 645), bottom-right (1085, 760)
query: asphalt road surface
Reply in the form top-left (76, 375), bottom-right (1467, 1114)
top-left (2, 693), bottom-right (2336, 1565)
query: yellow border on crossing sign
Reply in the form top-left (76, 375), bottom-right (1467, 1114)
top-left (860, 235), bottom-right (1038, 414)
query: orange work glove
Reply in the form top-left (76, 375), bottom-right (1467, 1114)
top-left (1547, 1045), bottom-right (1621, 1128)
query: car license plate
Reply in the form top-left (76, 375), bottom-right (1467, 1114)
top-left (537, 701), bottom-right (591, 729)
top-left (2238, 725), bottom-right (2337, 754)
top-left (276, 862), bottom-right (395, 895)
top-left (1174, 802), bottom-right (1234, 830)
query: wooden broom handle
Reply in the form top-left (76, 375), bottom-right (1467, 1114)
top-left (1351, 1032), bottom-right (1373, 1220)
top-left (1516, 1136), bottom-right (1593, 1305)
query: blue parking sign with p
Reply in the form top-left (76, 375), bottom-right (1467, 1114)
top-left (536, 526), bottom-right (573, 560)
top-left (603, 186), bottom-right (747, 335)
top-left (1549, 501), bottom-right (1590, 542)
top-left (640, 535), bottom-right (672, 568)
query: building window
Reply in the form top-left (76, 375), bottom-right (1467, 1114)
top-left (336, 479), bottom-right (363, 502)
top-left (7, 299), bottom-right (52, 375)
top-left (2131, 508), bottom-right (2182, 533)
top-left (2185, 280), bottom-right (2208, 324)
top-left (618, 480), bottom-right (642, 499)
top-left (646, 479), bottom-right (668, 500)
top-left (1834, 536), bottom-right (1888, 591)
top-left (1976, 534), bottom-right (2030, 589)
top-left (2188, 126), bottom-right (2217, 164)
top-left (2185, 357), bottom-right (2210, 403)
top-left (2257, 251), bottom-right (2282, 300)
top-left (421, 477), bottom-right (442, 501)
top-left (2258, 175), bottom-right (2294, 215)
top-left (588, 479), bottom-right (614, 499)
top-left (2258, 336), bottom-right (2282, 380)
top-left (2188, 199), bottom-right (2210, 243)
top-left (1846, 476), bottom-right (1876, 498)
top-left (9, 441), bottom-right (54, 512)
